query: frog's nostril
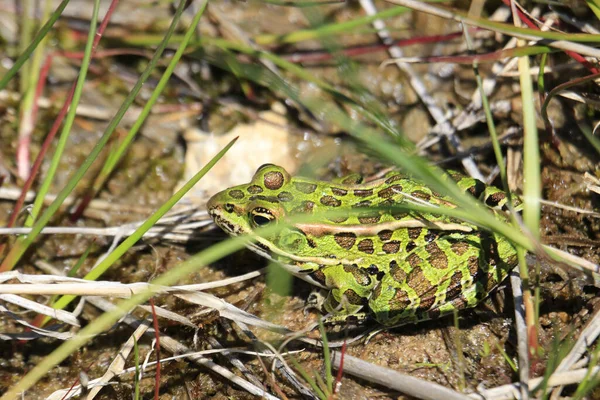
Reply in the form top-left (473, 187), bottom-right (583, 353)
top-left (225, 203), bottom-right (234, 213)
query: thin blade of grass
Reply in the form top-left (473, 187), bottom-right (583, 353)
top-left (384, 0), bottom-right (600, 56)
top-left (585, 0), bottom-right (600, 20)
top-left (319, 320), bottom-right (333, 394)
top-left (16, 0), bottom-right (53, 179)
top-left (24, 0), bottom-right (101, 226)
top-left (0, 0), bottom-right (70, 90)
top-left (49, 135), bottom-right (236, 313)
top-left (255, 5), bottom-right (412, 45)
top-left (74, 0), bottom-right (209, 219)
top-left (0, 209), bottom-right (281, 400)
top-left (0, 0), bottom-right (189, 271)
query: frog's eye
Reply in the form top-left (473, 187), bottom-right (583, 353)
top-left (250, 207), bottom-right (276, 227)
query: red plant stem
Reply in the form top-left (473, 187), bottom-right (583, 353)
top-left (5, 0), bottom-right (120, 229)
top-left (284, 31), bottom-right (464, 63)
top-left (57, 48), bottom-right (151, 59)
top-left (334, 340), bottom-right (346, 394)
top-left (503, 0), bottom-right (538, 29)
top-left (31, 54), bottom-right (52, 124)
top-left (0, 0), bottom-right (121, 270)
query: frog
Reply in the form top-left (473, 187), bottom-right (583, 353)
top-left (207, 164), bottom-right (519, 326)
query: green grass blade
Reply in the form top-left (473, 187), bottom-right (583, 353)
top-left (89, 0), bottom-right (208, 202)
top-left (18, 0), bottom-right (34, 92)
top-left (134, 338), bottom-right (140, 400)
top-left (319, 320), bottom-right (333, 394)
top-left (0, 0), bottom-right (70, 90)
top-left (519, 54), bottom-right (541, 238)
top-left (0, 223), bottom-right (267, 400)
top-left (0, 0), bottom-right (189, 271)
top-left (197, 42), bottom-right (405, 140)
top-left (255, 5), bottom-right (411, 45)
top-left (290, 356), bottom-right (328, 400)
top-left (50, 136), bottom-right (237, 312)
top-left (586, 0), bottom-right (600, 20)
top-left (25, 0), bottom-right (101, 226)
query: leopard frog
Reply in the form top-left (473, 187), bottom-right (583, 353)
top-left (207, 164), bottom-right (518, 326)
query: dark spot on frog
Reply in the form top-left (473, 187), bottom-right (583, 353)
top-left (406, 241), bottom-right (417, 252)
top-left (357, 239), bottom-right (374, 254)
top-left (467, 255), bottom-right (480, 276)
top-left (485, 191), bottom-right (507, 207)
top-left (229, 189), bottom-right (244, 199)
top-left (418, 294), bottom-right (436, 311)
top-left (294, 182), bottom-right (317, 194)
top-left (372, 282), bottom-right (382, 300)
top-left (406, 266), bottom-right (436, 305)
top-left (320, 195), bottom-right (342, 207)
top-left (277, 191), bottom-right (294, 202)
top-left (334, 232), bottom-right (356, 250)
top-left (450, 240), bottom-right (469, 256)
top-left (425, 232), bottom-right (438, 243)
top-left (343, 289), bottom-right (366, 305)
top-left (378, 230), bottom-right (393, 241)
top-left (309, 270), bottom-right (327, 286)
top-left (331, 187), bottom-right (348, 196)
top-left (406, 253), bottom-right (423, 269)
top-left (249, 195), bottom-right (279, 204)
top-left (393, 211), bottom-right (409, 220)
top-left (412, 190), bottom-right (431, 201)
top-left (354, 189), bottom-right (373, 197)
top-left (445, 270), bottom-right (463, 300)
top-left (343, 264), bottom-right (371, 286)
top-left (352, 200), bottom-right (372, 208)
top-left (366, 264), bottom-right (379, 275)
top-left (327, 214), bottom-right (349, 223)
top-left (427, 308), bottom-right (441, 320)
top-left (390, 261), bottom-right (406, 282)
top-left (383, 241), bottom-right (401, 254)
top-left (390, 288), bottom-right (411, 309)
top-left (449, 171), bottom-right (464, 182)
top-left (255, 242), bottom-right (271, 252)
top-left (377, 186), bottom-right (401, 199)
top-left (450, 294), bottom-right (469, 310)
top-left (292, 200), bottom-right (315, 214)
top-left (425, 242), bottom-right (449, 269)
top-left (408, 228), bottom-right (422, 239)
top-left (247, 185), bottom-right (263, 194)
top-left (358, 214), bottom-right (380, 224)
top-left (385, 174), bottom-right (404, 184)
top-left (467, 180), bottom-right (486, 198)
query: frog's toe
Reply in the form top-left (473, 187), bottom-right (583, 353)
top-left (304, 289), bottom-right (327, 315)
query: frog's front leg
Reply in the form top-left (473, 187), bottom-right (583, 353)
top-left (316, 263), bottom-right (377, 323)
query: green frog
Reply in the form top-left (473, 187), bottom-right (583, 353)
top-left (207, 164), bottom-right (518, 326)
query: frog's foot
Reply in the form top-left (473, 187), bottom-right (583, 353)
top-left (305, 289), bottom-right (327, 315)
top-left (322, 312), bottom-right (369, 327)
top-left (321, 290), bottom-right (370, 327)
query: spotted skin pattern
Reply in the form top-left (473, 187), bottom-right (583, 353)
top-left (207, 164), bottom-right (519, 326)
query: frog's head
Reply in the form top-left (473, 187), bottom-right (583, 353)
top-left (207, 164), bottom-right (293, 238)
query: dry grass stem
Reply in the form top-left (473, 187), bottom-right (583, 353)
top-left (509, 270), bottom-right (530, 400)
top-left (331, 351), bottom-right (472, 400)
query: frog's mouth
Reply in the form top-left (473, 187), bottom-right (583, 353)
top-left (208, 208), bottom-right (245, 236)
